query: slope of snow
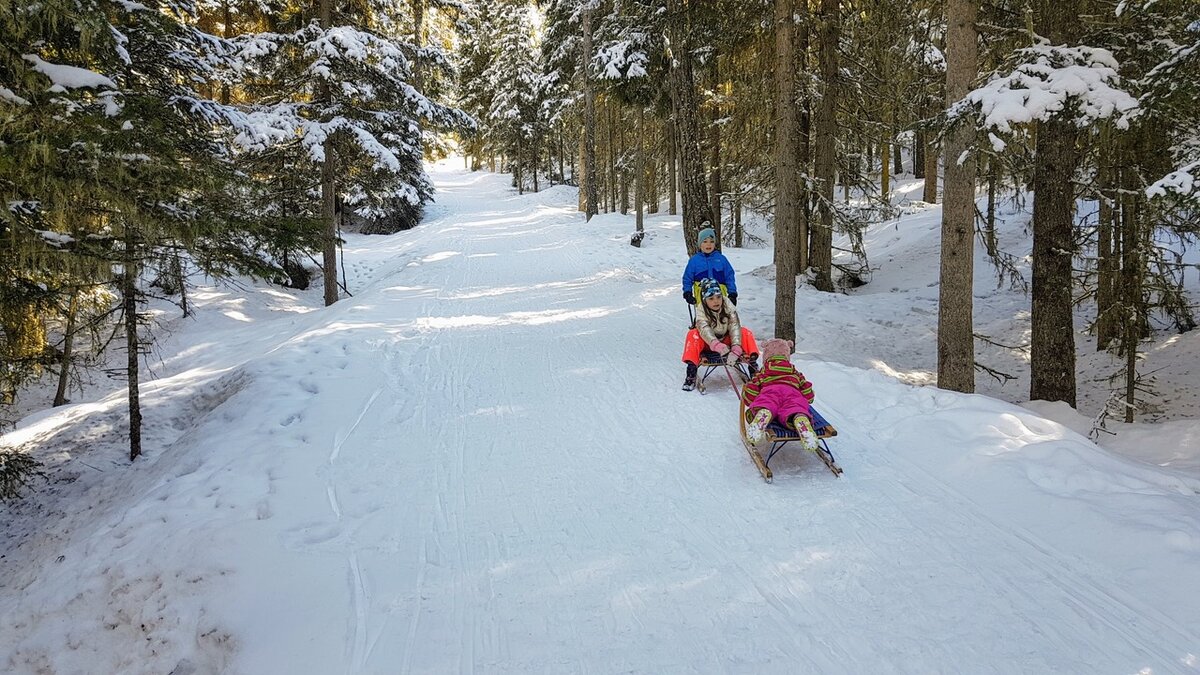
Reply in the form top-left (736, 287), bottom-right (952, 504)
top-left (2, 162), bottom-right (1198, 674)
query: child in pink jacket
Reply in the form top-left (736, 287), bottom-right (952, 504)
top-left (741, 338), bottom-right (818, 447)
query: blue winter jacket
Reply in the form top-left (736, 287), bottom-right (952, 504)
top-left (682, 250), bottom-right (737, 297)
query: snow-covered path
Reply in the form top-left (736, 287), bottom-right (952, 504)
top-left (3, 162), bottom-right (1199, 674)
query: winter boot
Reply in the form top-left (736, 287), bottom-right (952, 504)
top-left (792, 414), bottom-right (819, 449)
top-left (746, 408), bottom-right (772, 443)
top-left (745, 355), bottom-right (759, 378)
top-left (682, 362), bottom-right (698, 391)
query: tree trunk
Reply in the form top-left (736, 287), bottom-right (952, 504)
top-left (581, 6), bottom-right (599, 220)
top-left (667, 120), bottom-right (678, 215)
top-left (798, 15), bottom-right (811, 272)
top-left (123, 227), bottom-right (142, 461)
top-left (809, 0), bottom-right (838, 292)
top-left (668, 0), bottom-right (713, 254)
top-left (53, 290), bottom-right (78, 407)
top-left (709, 53), bottom-right (722, 240)
top-left (881, 136), bottom-right (891, 199)
top-left (922, 123), bottom-right (938, 203)
top-left (220, 0), bottom-right (232, 105)
top-left (1029, 0), bottom-right (1084, 406)
top-left (516, 135), bottom-right (524, 195)
top-left (1095, 129), bottom-right (1119, 350)
top-left (985, 155), bottom-right (998, 257)
top-left (647, 140), bottom-right (659, 214)
top-left (1120, 161), bottom-right (1143, 422)
top-left (607, 103), bottom-right (617, 213)
top-left (734, 192), bottom-right (743, 248)
top-left (412, 0), bottom-right (426, 94)
top-left (578, 131), bottom-right (587, 211)
top-left (620, 119), bottom-right (630, 214)
top-left (892, 120), bottom-right (904, 176)
top-left (774, 0), bottom-right (801, 343)
top-left (320, 141), bottom-right (338, 306)
top-left (319, 0), bottom-right (338, 306)
top-left (936, 0), bottom-right (978, 394)
top-left (635, 105), bottom-right (645, 235)
top-left (1029, 117), bottom-right (1080, 406)
top-left (914, 132), bottom-right (925, 179)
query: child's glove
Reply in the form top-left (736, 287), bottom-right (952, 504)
top-left (731, 345), bottom-right (744, 359)
top-left (725, 350), bottom-right (739, 365)
top-left (710, 341), bottom-right (730, 356)
top-left (683, 291), bottom-right (695, 304)
top-left (728, 292), bottom-right (738, 305)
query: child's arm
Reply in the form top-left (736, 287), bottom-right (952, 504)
top-left (797, 372), bottom-right (815, 403)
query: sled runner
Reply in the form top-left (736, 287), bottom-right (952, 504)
top-left (738, 401), bottom-right (841, 482)
top-left (695, 349), bottom-right (753, 394)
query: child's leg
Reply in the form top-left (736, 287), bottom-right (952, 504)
top-left (745, 406), bottom-right (773, 443)
top-left (788, 413), bottom-right (814, 434)
top-left (740, 327), bottom-right (760, 360)
top-left (682, 329), bottom-right (704, 364)
top-left (785, 410), bottom-right (818, 448)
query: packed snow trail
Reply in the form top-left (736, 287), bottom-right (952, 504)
top-left (2, 162), bottom-right (1198, 674)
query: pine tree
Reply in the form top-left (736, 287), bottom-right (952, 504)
top-left (484, 2), bottom-right (545, 193)
top-left (2, 0), bottom-right (249, 459)
top-left (233, 0), bottom-right (472, 305)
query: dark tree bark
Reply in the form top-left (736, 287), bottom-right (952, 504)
top-left (581, 6), bottom-right (599, 220)
top-left (122, 227), bottom-right (142, 461)
top-left (647, 140), bottom-right (659, 214)
top-left (1095, 130), bottom-right (1119, 350)
top-left (607, 103), bottom-right (616, 212)
top-left (1029, 0), bottom-right (1085, 406)
top-left (809, 0), bottom-right (838, 292)
top-left (667, 0), bottom-right (713, 255)
top-left (320, 0), bottom-right (338, 306)
top-left (667, 119), bottom-right (678, 215)
top-left (635, 105), bottom-right (645, 237)
top-left (798, 14), bottom-right (811, 271)
top-left (411, 0), bottom-right (426, 94)
top-left (985, 155), bottom-right (998, 257)
top-left (774, 0), bottom-right (802, 343)
top-left (881, 135), bottom-right (891, 198)
top-left (914, 132), bottom-right (925, 179)
top-left (53, 291), bottom-right (78, 407)
top-left (620, 122), bottom-right (629, 214)
top-left (1119, 162), bottom-right (1143, 422)
top-left (922, 129), bottom-right (938, 203)
top-left (709, 52), bottom-right (722, 240)
top-left (1029, 119), bottom-right (1081, 406)
top-left (892, 123), bottom-right (904, 177)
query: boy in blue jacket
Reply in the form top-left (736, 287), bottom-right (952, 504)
top-left (681, 225), bottom-right (737, 306)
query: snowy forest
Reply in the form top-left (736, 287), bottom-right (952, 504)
top-left (4, 0), bottom-right (1199, 460)
top-left (2, 0), bottom-right (1200, 672)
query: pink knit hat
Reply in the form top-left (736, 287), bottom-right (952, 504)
top-left (759, 338), bottom-right (794, 361)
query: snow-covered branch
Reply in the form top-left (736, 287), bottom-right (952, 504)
top-left (952, 45), bottom-right (1138, 139)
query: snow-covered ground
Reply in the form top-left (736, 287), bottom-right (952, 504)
top-left (2, 160), bottom-right (1198, 674)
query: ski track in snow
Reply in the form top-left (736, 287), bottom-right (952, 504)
top-left (2, 162), bottom-right (1198, 674)
top-left (247, 167), bottom-right (1195, 673)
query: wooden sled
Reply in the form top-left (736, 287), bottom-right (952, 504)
top-left (739, 400), bottom-right (842, 482)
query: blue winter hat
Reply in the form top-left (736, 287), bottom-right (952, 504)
top-left (697, 227), bottom-right (716, 245)
top-left (700, 278), bottom-right (722, 299)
